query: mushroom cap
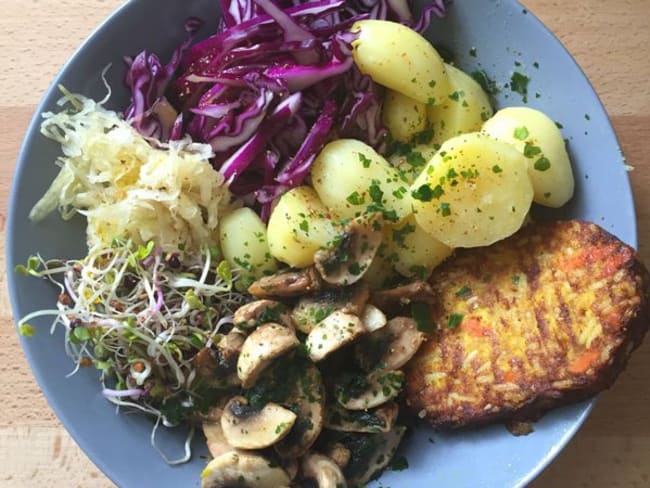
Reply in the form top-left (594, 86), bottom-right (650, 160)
top-left (306, 311), bottom-right (366, 362)
top-left (343, 427), bottom-right (407, 485)
top-left (376, 317), bottom-right (425, 371)
top-left (314, 219), bottom-right (383, 286)
top-left (248, 267), bottom-right (323, 298)
top-left (220, 396), bottom-right (297, 450)
top-left (233, 299), bottom-right (293, 330)
top-left (370, 280), bottom-right (436, 313)
top-left (356, 316), bottom-right (425, 373)
top-left (302, 453), bottom-right (347, 488)
top-left (201, 451), bottom-right (291, 488)
top-left (202, 421), bottom-right (232, 459)
top-left (337, 370), bottom-right (405, 410)
top-left (274, 362), bottom-right (325, 459)
top-left (237, 323), bottom-right (300, 388)
top-left (324, 401), bottom-right (399, 433)
top-left (360, 303), bottom-right (387, 332)
top-left (324, 443), bottom-right (352, 469)
top-left (291, 283), bottom-right (369, 334)
top-left (202, 403), bottom-right (233, 458)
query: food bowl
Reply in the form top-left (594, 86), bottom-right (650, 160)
top-left (6, 1), bottom-right (635, 486)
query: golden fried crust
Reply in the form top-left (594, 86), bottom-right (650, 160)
top-left (404, 220), bottom-right (650, 428)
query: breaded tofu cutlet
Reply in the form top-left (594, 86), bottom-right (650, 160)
top-left (404, 220), bottom-right (650, 428)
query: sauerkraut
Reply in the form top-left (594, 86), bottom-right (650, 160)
top-left (31, 92), bottom-right (231, 253)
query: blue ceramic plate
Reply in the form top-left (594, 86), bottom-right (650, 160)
top-left (6, 1), bottom-right (636, 487)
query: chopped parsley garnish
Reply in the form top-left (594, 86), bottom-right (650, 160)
top-left (368, 180), bottom-right (384, 204)
top-left (456, 286), bottom-right (472, 298)
top-left (513, 126), bottom-right (529, 140)
top-left (348, 262), bottom-right (362, 275)
top-left (510, 71), bottom-right (530, 102)
top-left (449, 90), bottom-right (464, 101)
top-left (392, 223), bottom-right (416, 247)
top-left (492, 164), bottom-right (503, 173)
top-left (460, 168), bottom-right (479, 179)
top-left (411, 302), bottom-right (433, 332)
top-left (299, 220), bottom-right (309, 233)
top-left (406, 150), bottom-right (426, 167)
top-left (523, 143), bottom-right (542, 158)
top-left (19, 323), bottom-right (36, 337)
top-left (439, 202), bottom-right (451, 217)
top-left (411, 184), bottom-right (435, 202)
top-left (392, 186), bottom-right (408, 200)
top-left (346, 191), bottom-right (365, 205)
top-left (534, 157), bottom-right (551, 171)
top-left (428, 80), bottom-right (437, 88)
top-left (381, 209), bottom-right (399, 222)
top-left (413, 127), bottom-right (434, 145)
top-left (409, 265), bottom-right (429, 280)
top-left (471, 70), bottom-right (499, 95)
top-left (359, 152), bottom-right (372, 168)
top-left (511, 274), bottom-right (521, 285)
top-left (389, 455), bottom-right (409, 471)
top-left (447, 313), bottom-right (464, 329)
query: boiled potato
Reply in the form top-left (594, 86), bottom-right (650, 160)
top-left (267, 186), bottom-right (338, 268)
top-left (428, 63), bottom-right (494, 146)
top-left (383, 90), bottom-right (428, 142)
top-left (362, 245), bottom-right (399, 290)
top-left (388, 143), bottom-right (438, 184)
top-left (219, 207), bottom-right (278, 281)
top-left (386, 215), bottom-right (453, 279)
top-left (351, 20), bottom-right (450, 105)
top-left (482, 107), bottom-right (574, 207)
top-left (311, 139), bottom-right (412, 221)
top-left (411, 132), bottom-right (533, 248)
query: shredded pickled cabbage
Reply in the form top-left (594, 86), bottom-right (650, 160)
top-left (31, 92), bottom-right (232, 253)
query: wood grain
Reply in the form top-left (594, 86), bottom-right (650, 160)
top-left (1, 1), bottom-right (649, 487)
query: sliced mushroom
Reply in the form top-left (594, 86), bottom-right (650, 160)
top-left (337, 370), bottom-right (404, 410)
top-left (306, 311), bottom-right (366, 362)
top-left (248, 267), bottom-right (323, 298)
top-left (282, 458), bottom-right (299, 481)
top-left (291, 283), bottom-right (369, 334)
top-left (342, 427), bottom-right (407, 485)
top-left (325, 401), bottom-right (399, 433)
top-left (201, 451), bottom-right (291, 488)
top-left (275, 361), bottom-right (325, 459)
top-left (192, 331), bottom-right (245, 387)
top-left (356, 316), bottom-right (424, 373)
top-left (302, 453), bottom-right (347, 488)
top-left (220, 396), bottom-right (297, 450)
top-left (314, 220), bottom-right (383, 286)
top-left (371, 280), bottom-right (436, 311)
top-left (237, 323), bottom-right (300, 388)
top-left (203, 421), bottom-right (232, 459)
top-left (324, 443), bottom-right (352, 469)
top-left (360, 303), bottom-right (387, 332)
top-left (376, 317), bottom-right (425, 371)
top-left (202, 403), bottom-right (233, 458)
top-left (233, 299), bottom-right (293, 330)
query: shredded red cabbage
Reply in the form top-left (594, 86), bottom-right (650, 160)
top-left (123, 0), bottom-right (446, 215)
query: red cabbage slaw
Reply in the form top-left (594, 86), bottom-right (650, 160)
top-left (123, 0), bottom-right (446, 218)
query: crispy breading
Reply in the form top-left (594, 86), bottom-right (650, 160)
top-left (405, 220), bottom-right (650, 428)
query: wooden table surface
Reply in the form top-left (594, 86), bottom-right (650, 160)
top-left (1, 1), bottom-right (649, 487)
